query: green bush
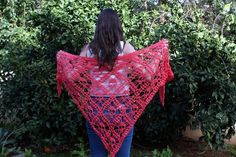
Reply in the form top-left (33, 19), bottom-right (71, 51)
top-left (136, 2), bottom-right (236, 149)
top-left (0, 0), bottom-right (235, 152)
top-left (0, 0), bottom-right (159, 148)
top-left (151, 147), bottom-right (173, 157)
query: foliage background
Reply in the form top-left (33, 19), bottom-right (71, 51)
top-left (0, 0), bottom-right (235, 152)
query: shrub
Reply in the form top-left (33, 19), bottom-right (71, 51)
top-left (0, 0), bottom-right (159, 148)
top-left (137, 2), bottom-right (236, 149)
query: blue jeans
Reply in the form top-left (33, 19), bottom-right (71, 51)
top-left (86, 121), bottom-right (134, 157)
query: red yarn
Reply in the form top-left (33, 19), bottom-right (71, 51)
top-left (56, 40), bottom-right (174, 157)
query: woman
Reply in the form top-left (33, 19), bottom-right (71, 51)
top-left (80, 8), bottom-right (135, 157)
top-left (56, 7), bottom-right (173, 157)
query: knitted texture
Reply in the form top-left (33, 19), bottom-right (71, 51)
top-left (56, 40), bottom-right (174, 157)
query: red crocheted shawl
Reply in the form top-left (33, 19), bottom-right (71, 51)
top-left (56, 40), bottom-right (174, 157)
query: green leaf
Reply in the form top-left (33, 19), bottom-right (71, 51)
top-left (223, 2), bottom-right (232, 13)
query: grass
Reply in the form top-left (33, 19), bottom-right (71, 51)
top-left (39, 147), bottom-right (171, 157)
top-left (43, 152), bottom-right (71, 157)
top-left (226, 144), bottom-right (236, 156)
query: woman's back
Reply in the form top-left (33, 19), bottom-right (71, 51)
top-left (80, 41), bottom-right (135, 96)
top-left (80, 41), bottom-right (135, 57)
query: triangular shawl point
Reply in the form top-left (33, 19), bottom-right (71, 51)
top-left (56, 39), bottom-right (174, 156)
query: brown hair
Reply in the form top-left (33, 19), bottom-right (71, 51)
top-left (89, 8), bottom-right (124, 70)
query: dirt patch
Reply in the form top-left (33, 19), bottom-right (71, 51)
top-left (170, 137), bottom-right (232, 157)
top-left (133, 136), bottom-right (234, 157)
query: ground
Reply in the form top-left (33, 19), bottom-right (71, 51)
top-left (130, 136), bottom-right (234, 157)
top-left (169, 137), bottom-right (232, 157)
top-left (34, 137), bottom-right (235, 157)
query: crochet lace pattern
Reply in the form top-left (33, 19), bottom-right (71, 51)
top-left (56, 39), bottom-right (174, 157)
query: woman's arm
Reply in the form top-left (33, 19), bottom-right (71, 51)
top-left (122, 41), bottom-right (135, 54)
top-left (123, 42), bottom-right (153, 80)
top-left (80, 44), bottom-right (89, 57)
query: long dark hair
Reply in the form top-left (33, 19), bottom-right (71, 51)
top-left (89, 8), bottom-right (124, 70)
